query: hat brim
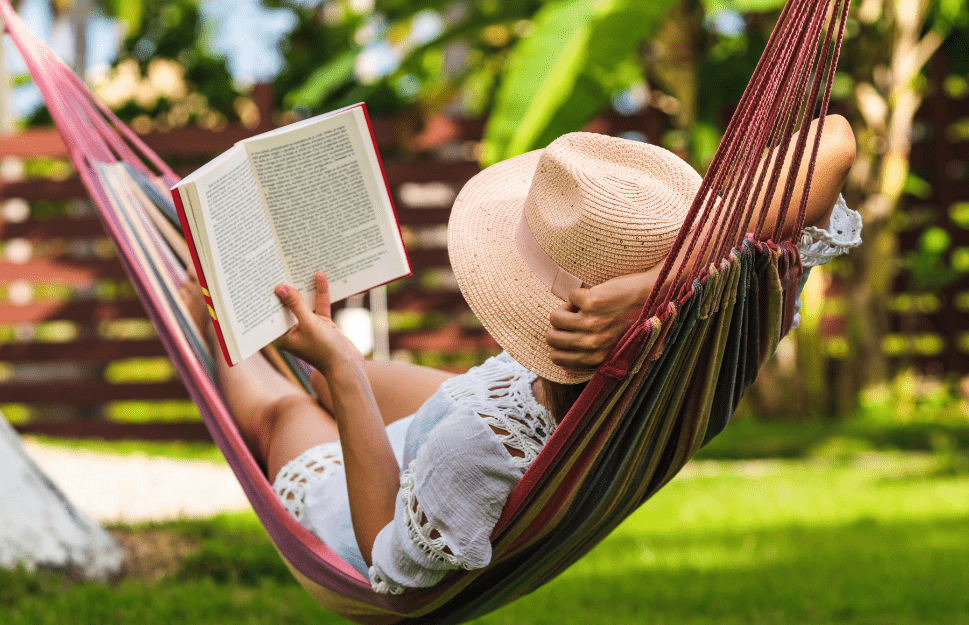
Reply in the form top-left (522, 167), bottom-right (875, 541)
top-left (448, 149), bottom-right (594, 384)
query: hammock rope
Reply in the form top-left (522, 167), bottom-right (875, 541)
top-left (0, 0), bottom-right (850, 621)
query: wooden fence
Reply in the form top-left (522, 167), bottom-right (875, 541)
top-left (0, 87), bottom-right (666, 440)
top-left (880, 52), bottom-right (969, 376)
top-left (6, 71), bottom-right (964, 440)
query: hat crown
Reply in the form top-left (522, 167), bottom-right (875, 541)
top-left (522, 132), bottom-right (702, 285)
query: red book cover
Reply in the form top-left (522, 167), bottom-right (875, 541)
top-left (358, 102), bottom-right (412, 284)
top-left (171, 188), bottom-right (235, 366)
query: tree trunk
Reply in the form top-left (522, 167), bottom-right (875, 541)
top-left (0, 412), bottom-right (123, 579)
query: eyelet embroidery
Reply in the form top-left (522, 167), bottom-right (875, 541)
top-left (272, 441), bottom-right (343, 522)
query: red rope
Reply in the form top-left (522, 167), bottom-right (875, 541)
top-left (639, 0), bottom-right (850, 321)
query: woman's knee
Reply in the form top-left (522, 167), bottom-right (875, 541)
top-left (254, 393), bottom-right (339, 476)
top-left (311, 360), bottom-right (454, 426)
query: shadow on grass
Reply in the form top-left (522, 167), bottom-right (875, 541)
top-left (475, 515), bottom-right (969, 625)
top-left (696, 419), bottom-right (969, 461)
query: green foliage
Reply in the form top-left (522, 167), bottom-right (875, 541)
top-left (267, 0), bottom-right (543, 117)
top-left (66, 0), bottom-right (242, 125)
top-left (124, 1), bottom-right (240, 117)
top-left (702, 0), bottom-right (786, 11)
top-left (907, 225), bottom-right (963, 291)
top-left (266, 0), bottom-right (368, 113)
top-left (285, 49), bottom-right (357, 110)
top-left (100, 0), bottom-right (144, 33)
top-left (482, 0), bottom-right (676, 165)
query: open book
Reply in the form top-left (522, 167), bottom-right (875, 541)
top-left (171, 103), bottom-right (409, 366)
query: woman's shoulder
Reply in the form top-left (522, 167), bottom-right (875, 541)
top-left (439, 351), bottom-right (534, 403)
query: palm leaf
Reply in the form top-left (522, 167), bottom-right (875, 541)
top-left (482, 0), bottom-right (677, 166)
top-left (284, 49), bottom-right (357, 110)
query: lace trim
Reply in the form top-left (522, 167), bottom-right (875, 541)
top-left (398, 460), bottom-right (475, 570)
top-left (369, 567), bottom-right (405, 595)
top-left (799, 194), bottom-right (862, 268)
top-left (272, 441), bottom-right (343, 523)
top-left (441, 353), bottom-right (556, 469)
top-left (371, 353), bottom-right (555, 594)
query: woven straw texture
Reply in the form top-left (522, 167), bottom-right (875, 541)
top-left (449, 132), bottom-right (702, 383)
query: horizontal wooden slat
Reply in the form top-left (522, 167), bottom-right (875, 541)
top-left (382, 160), bottom-right (479, 185)
top-left (2, 209), bottom-right (454, 237)
top-left (14, 421), bottom-right (211, 442)
top-left (1, 215), bottom-right (107, 239)
top-left (0, 116), bottom-right (488, 161)
top-left (0, 176), bottom-right (87, 202)
top-left (394, 207), bottom-right (452, 226)
top-left (0, 125), bottom-right (259, 159)
top-left (0, 111), bottom-right (653, 166)
top-left (0, 127), bottom-right (69, 158)
top-left (2, 380), bottom-right (189, 403)
top-left (387, 289), bottom-right (467, 313)
top-left (0, 257), bottom-right (128, 284)
top-left (0, 299), bottom-right (145, 324)
top-left (406, 249), bottom-right (451, 269)
top-left (0, 338), bottom-right (166, 362)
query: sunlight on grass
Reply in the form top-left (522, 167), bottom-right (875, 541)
top-left (4, 453), bottom-right (968, 624)
top-left (474, 455), bottom-right (969, 625)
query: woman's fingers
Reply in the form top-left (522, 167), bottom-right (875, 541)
top-left (549, 305), bottom-right (585, 331)
top-left (546, 277), bottom-right (651, 368)
top-left (314, 271), bottom-right (331, 319)
top-left (275, 283), bottom-right (312, 325)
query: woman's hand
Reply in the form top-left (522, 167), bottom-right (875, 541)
top-left (545, 267), bottom-right (661, 369)
top-left (273, 271), bottom-right (363, 374)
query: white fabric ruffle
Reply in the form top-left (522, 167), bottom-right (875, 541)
top-left (368, 352), bottom-right (555, 594)
top-left (798, 194), bottom-right (862, 267)
top-left (272, 441), bottom-right (343, 523)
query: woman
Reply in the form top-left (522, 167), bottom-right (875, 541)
top-left (180, 115), bottom-right (860, 594)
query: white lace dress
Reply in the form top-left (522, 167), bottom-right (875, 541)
top-left (272, 351), bottom-right (555, 594)
top-left (271, 195), bottom-right (863, 594)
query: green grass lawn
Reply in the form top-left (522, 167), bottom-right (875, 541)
top-left (4, 451), bottom-right (968, 625)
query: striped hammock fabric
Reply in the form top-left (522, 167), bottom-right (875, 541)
top-left (0, 0), bottom-right (849, 621)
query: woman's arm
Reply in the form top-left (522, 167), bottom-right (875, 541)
top-left (273, 271), bottom-right (398, 566)
top-left (546, 115), bottom-right (856, 370)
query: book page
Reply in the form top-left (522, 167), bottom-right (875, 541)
top-left (189, 147), bottom-right (294, 362)
top-left (242, 105), bottom-right (408, 303)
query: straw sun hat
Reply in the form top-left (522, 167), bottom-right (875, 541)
top-left (448, 132), bottom-right (703, 384)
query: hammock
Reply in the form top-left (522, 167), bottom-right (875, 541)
top-left (1, 0), bottom-right (850, 621)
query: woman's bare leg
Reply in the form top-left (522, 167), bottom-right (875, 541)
top-left (179, 273), bottom-right (454, 476)
top-left (179, 275), bottom-right (339, 480)
top-left (310, 361), bottom-right (457, 428)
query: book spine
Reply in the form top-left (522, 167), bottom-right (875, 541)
top-left (359, 102), bottom-right (412, 280)
top-left (171, 186), bottom-right (235, 367)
